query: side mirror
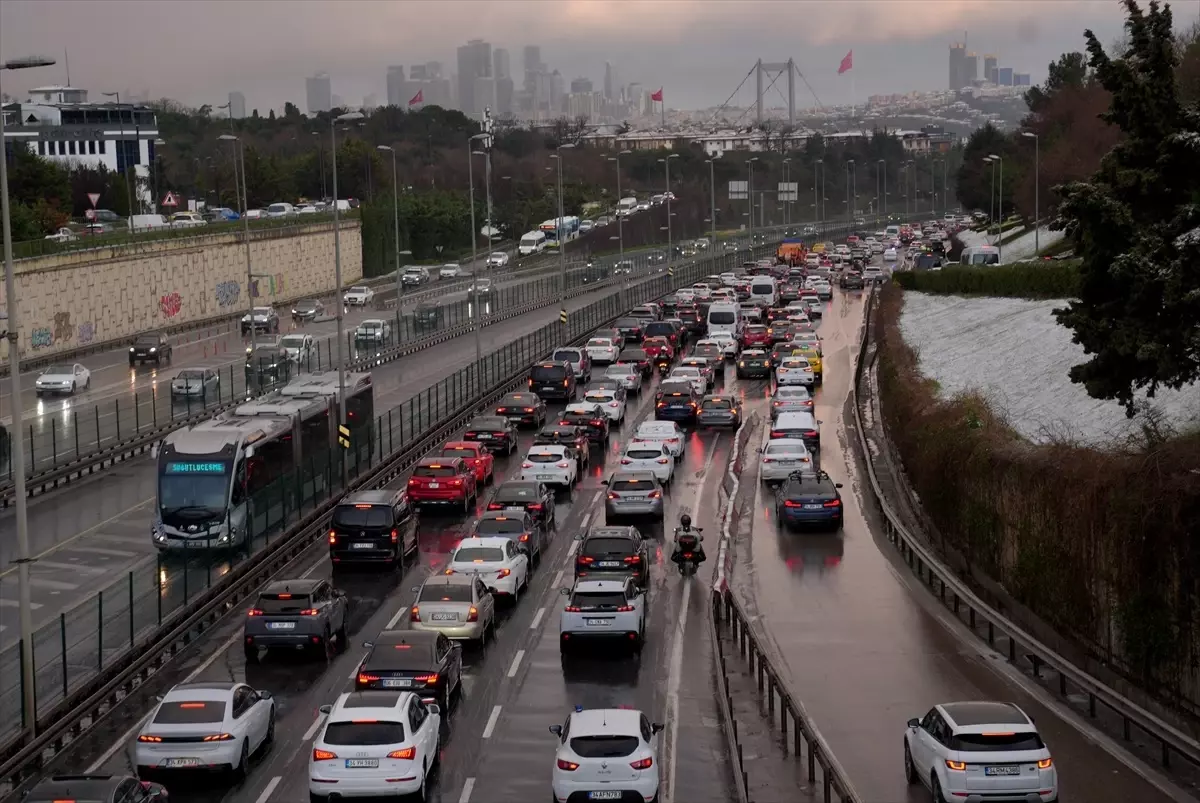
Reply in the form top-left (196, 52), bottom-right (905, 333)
top-left (835, 483), bottom-right (844, 489)
top-left (549, 724), bottom-right (563, 736)
top-left (410, 586), bottom-right (421, 594)
top-left (320, 704), bottom-right (333, 715)
top-left (652, 722), bottom-right (665, 734)
top-left (698, 535), bottom-right (705, 542)
top-left (907, 718), bottom-right (920, 729)
top-left (755, 447), bottom-right (763, 454)
top-left (560, 588), bottom-right (570, 596)
top-left (257, 690), bottom-right (273, 700)
top-left (155, 694), bottom-right (164, 702)
top-left (573, 533), bottom-right (584, 540)
top-left (362, 641), bottom-right (375, 648)
top-left (427, 703), bottom-right (442, 716)
top-left (817, 420), bottom-right (823, 425)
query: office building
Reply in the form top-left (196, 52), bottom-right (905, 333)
top-left (983, 54), bottom-right (998, 84)
top-left (568, 91), bottom-right (600, 119)
top-left (549, 70), bottom-right (565, 113)
top-left (332, 94), bottom-right (345, 110)
top-left (494, 48), bottom-right (511, 81)
top-left (228, 91), bottom-right (246, 119)
top-left (386, 66), bottom-right (407, 106)
top-left (406, 63), bottom-right (452, 108)
top-left (457, 39), bottom-right (493, 115)
top-left (523, 45), bottom-right (542, 91)
top-left (949, 43), bottom-right (966, 89)
top-left (306, 73), bottom-right (332, 114)
top-left (570, 77), bottom-right (593, 94)
top-left (964, 52), bottom-right (978, 85)
top-left (997, 67), bottom-right (1013, 86)
top-left (604, 62), bottom-right (615, 101)
top-left (363, 94), bottom-right (379, 111)
top-left (1014, 73), bottom-right (1031, 87)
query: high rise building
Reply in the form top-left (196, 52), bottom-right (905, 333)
top-left (549, 70), bottom-right (565, 114)
top-left (306, 72), bottom-right (332, 114)
top-left (1013, 73), bottom-right (1031, 87)
top-left (949, 43), bottom-right (966, 90)
top-left (570, 77), bottom-right (593, 94)
top-left (494, 48), bottom-right (511, 80)
top-left (568, 91), bottom-right (599, 119)
top-left (457, 39), bottom-right (493, 115)
top-left (363, 94), bottom-right (379, 111)
top-left (997, 67), bottom-right (1014, 86)
top-left (406, 63), bottom-right (452, 107)
top-left (964, 52), bottom-right (979, 85)
top-left (332, 93), bottom-right (345, 110)
top-left (983, 54), bottom-right (998, 84)
top-left (523, 45), bottom-right (542, 90)
top-left (495, 77), bottom-right (514, 115)
top-left (386, 66), bottom-right (407, 106)
top-left (228, 91), bottom-right (246, 119)
top-left (604, 62), bottom-right (614, 100)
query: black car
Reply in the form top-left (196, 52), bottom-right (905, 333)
top-left (26, 775), bottom-right (167, 803)
top-left (914, 254), bottom-right (943, 270)
top-left (291, 299), bottom-right (326, 322)
top-left (574, 526), bottom-right (650, 587)
top-left (614, 318), bottom-right (645, 342)
top-left (245, 346), bottom-right (292, 388)
top-left (616, 348), bottom-right (652, 377)
top-left (559, 404), bottom-right (610, 444)
top-left (839, 271), bottom-right (864, 289)
top-left (494, 391), bottom-right (547, 427)
top-left (644, 321), bottom-right (681, 349)
top-left (774, 469), bottom-right (844, 531)
top-left (486, 480), bottom-right (556, 527)
top-left (532, 425), bottom-right (590, 473)
top-left (329, 489), bottom-right (417, 567)
top-left (678, 308), bottom-right (706, 335)
top-left (736, 349), bottom-right (772, 379)
top-left (129, 332), bottom-right (172, 366)
top-left (414, 301), bottom-right (444, 330)
top-left (655, 383), bottom-right (700, 423)
top-left (473, 509), bottom-right (545, 564)
top-left (463, 416), bottom-right (518, 455)
top-left (528, 361), bottom-right (577, 401)
top-left (357, 630), bottom-right (463, 710)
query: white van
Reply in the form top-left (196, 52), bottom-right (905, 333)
top-left (748, 276), bottom-right (778, 307)
top-left (518, 230), bottom-right (548, 256)
top-left (885, 225), bottom-right (900, 239)
top-left (129, 214), bottom-right (169, 232)
top-left (960, 245), bottom-right (1000, 266)
top-left (706, 302), bottom-right (743, 339)
top-left (616, 197), bottom-right (639, 217)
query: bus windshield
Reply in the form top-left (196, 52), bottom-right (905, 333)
top-left (158, 459), bottom-right (232, 516)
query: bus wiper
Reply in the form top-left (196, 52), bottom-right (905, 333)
top-left (161, 505), bottom-right (222, 517)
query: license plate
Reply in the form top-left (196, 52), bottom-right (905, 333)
top-left (161, 758), bottom-right (200, 768)
top-left (266, 621), bottom-right (296, 630)
top-left (985, 766), bottom-right (1021, 776)
top-left (778, 460), bottom-right (799, 466)
top-left (589, 793), bottom-right (622, 801)
top-left (351, 542), bottom-right (374, 549)
top-left (428, 482), bottom-right (440, 489)
top-left (345, 758), bottom-right (380, 769)
top-left (537, 474), bottom-right (556, 480)
top-left (803, 504), bottom-right (822, 510)
top-left (475, 432), bottom-right (492, 438)
top-left (382, 678), bottom-right (413, 688)
top-left (430, 613), bottom-right (457, 621)
top-left (541, 386), bottom-right (556, 392)
top-left (585, 619), bottom-right (611, 626)
top-left (597, 561), bottom-right (621, 568)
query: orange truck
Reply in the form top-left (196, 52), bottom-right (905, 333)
top-left (776, 240), bottom-right (807, 266)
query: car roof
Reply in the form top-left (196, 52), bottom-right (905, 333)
top-left (586, 526), bottom-right (640, 540)
top-left (164, 682), bottom-right (237, 701)
top-left (766, 438), bottom-right (808, 450)
top-left (342, 490), bottom-right (399, 506)
top-left (330, 690), bottom-right (411, 719)
top-left (573, 579), bottom-right (629, 593)
top-left (29, 775), bottom-right (124, 799)
top-left (528, 443), bottom-right (569, 453)
top-left (422, 573), bottom-right (475, 589)
top-left (939, 701), bottom-right (1032, 730)
top-left (261, 579), bottom-right (321, 595)
top-left (609, 470), bottom-right (659, 482)
top-left (775, 411), bottom-right (816, 424)
top-left (418, 456), bottom-right (464, 467)
top-left (456, 536), bottom-right (512, 550)
top-left (481, 509), bottom-right (530, 522)
top-left (374, 629), bottom-right (438, 647)
top-left (570, 708), bottom-right (643, 735)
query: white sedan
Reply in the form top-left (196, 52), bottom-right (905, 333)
top-left (439, 263), bottom-right (462, 278)
top-left (668, 366), bottom-right (706, 395)
top-left (581, 388), bottom-right (625, 423)
top-left (619, 441), bottom-right (675, 484)
top-left (134, 681), bottom-right (275, 776)
top-left (585, 337), bottom-right (619, 365)
top-left (343, 285), bottom-right (374, 306)
top-left (446, 536), bottom-right (529, 597)
top-left (633, 421), bottom-right (685, 459)
top-left (884, 247), bottom-right (898, 261)
top-left (775, 357), bottom-right (815, 387)
top-left (35, 363), bottom-right (90, 396)
top-left (486, 251), bottom-right (510, 268)
top-left (758, 438), bottom-right (814, 482)
top-left (519, 445), bottom-right (578, 489)
top-left (704, 333), bottom-right (740, 359)
top-left (605, 363), bottom-right (643, 394)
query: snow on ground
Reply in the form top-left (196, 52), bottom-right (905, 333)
top-left (953, 225), bottom-right (1065, 263)
top-left (898, 292), bottom-right (1200, 446)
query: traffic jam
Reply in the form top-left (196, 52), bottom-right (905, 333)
top-left (31, 236), bottom-right (880, 803)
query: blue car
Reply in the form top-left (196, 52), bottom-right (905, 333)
top-left (654, 384), bottom-right (699, 423)
top-left (775, 470), bottom-right (844, 531)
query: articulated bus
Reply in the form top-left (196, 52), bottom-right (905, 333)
top-left (152, 372), bottom-right (374, 552)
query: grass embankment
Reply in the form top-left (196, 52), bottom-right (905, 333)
top-left (874, 282), bottom-right (1200, 711)
top-left (892, 261), bottom-right (1081, 300)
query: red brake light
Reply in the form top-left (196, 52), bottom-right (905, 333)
top-left (824, 499), bottom-right (842, 508)
top-left (620, 458), bottom-right (632, 464)
top-left (578, 556), bottom-right (595, 564)
top-left (557, 758), bottom-right (580, 771)
top-left (648, 490), bottom-right (662, 499)
top-left (631, 757), bottom-right (654, 770)
top-left (410, 605), bottom-right (420, 622)
top-left (313, 748), bottom-right (338, 761)
top-left (497, 568), bottom-right (512, 578)
top-left (623, 555), bottom-right (641, 564)
top-left (387, 747), bottom-right (416, 760)
top-left (247, 609), bottom-right (264, 616)
top-left (298, 608), bottom-right (319, 616)
top-left (565, 605), bottom-right (582, 612)
top-left (528, 503), bottom-right (543, 510)
top-left (487, 502), bottom-right (503, 510)
top-left (783, 500), bottom-right (801, 508)
top-left (357, 673), bottom-right (380, 683)
top-left (556, 462), bottom-right (570, 468)
top-left (328, 530), bottom-right (337, 543)
top-left (391, 529), bottom-right (399, 543)
top-left (804, 429), bottom-right (818, 437)
top-left (656, 458), bottom-right (669, 464)
top-left (412, 674), bottom-right (439, 683)
top-left (466, 606), bottom-right (479, 622)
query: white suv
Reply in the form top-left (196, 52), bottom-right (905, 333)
top-left (519, 445), bottom-right (578, 489)
top-left (559, 577), bottom-right (647, 652)
top-left (619, 441), bottom-right (674, 485)
top-left (549, 707), bottom-right (663, 802)
top-left (310, 691), bottom-right (440, 801)
top-left (904, 701), bottom-right (1058, 803)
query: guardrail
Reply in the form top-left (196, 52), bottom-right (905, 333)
top-left (852, 288), bottom-right (1200, 776)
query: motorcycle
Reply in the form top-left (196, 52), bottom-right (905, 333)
top-left (655, 358), bottom-right (672, 377)
top-left (671, 527), bottom-right (706, 576)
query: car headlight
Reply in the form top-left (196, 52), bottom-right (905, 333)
top-left (149, 347), bottom-right (157, 353)
top-left (129, 347), bottom-right (135, 352)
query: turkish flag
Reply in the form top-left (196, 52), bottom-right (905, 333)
top-left (838, 50), bottom-right (853, 74)
top-left (650, 88), bottom-right (663, 102)
top-left (408, 89), bottom-right (423, 106)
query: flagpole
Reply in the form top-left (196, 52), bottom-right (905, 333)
top-left (660, 95), bottom-right (664, 128)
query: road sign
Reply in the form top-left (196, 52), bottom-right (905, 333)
top-left (338, 424), bottom-right (351, 449)
top-left (84, 209), bottom-right (96, 221)
top-left (728, 180), bottom-right (748, 201)
top-left (161, 191), bottom-right (179, 208)
top-left (87, 192), bottom-right (100, 208)
top-left (559, 309), bottom-right (568, 325)
top-left (667, 267), bottom-right (675, 277)
top-left (777, 182), bottom-right (798, 202)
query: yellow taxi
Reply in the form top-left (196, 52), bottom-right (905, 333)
top-left (811, 242), bottom-right (826, 254)
top-left (794, 345), bottom-right (823, 384)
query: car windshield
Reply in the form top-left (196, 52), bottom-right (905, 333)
top-left (776, 387), bottom-right (811, 400)
top-left (154, 700), bottom-right (227, 724)
top-left (470, 418), bottom-right (507, 430)
top-left (582, 537), bottom-right (635, 556)
top-left (570, 735), bottom-right (640, 758)
top-left (176, 369), bottom-right (204, 380)
top-left (332, 505), bottom-right (393, 529)
top-left (323, 721), bottom-right (406, 745)
top-left (477, 518), bottom-right (525, 535)
top-left (404, 268), bottom-right (424, 275)
top-left (454, 547), bottom-right (504, 562)
top-left (281, 336), bottom-right (307, 348)
top-left (552, 350), bottom-right (581, 362)
top-left (419, 583), bottom-right (473, 603)
top-left (134, 335), bottom-right (159, 346)
top-left (496, 484), bottom-right (538, 500)
top-left (531, 365), bottom-right (569, 381)
top-left (43, 364), bottom-right (73, 375)
top-left (296, 301), bottom-right (318, 310)
top-left (709, 311), bottom-right (736, 325)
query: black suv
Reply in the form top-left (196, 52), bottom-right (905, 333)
top-left (26, 775), bottom-right (167, 803)
top-left (614, 318), bottom-right (645, 342)
top-left (574, 526), bottom-right (650, 587)
top-left (357, 630), bottom-right (462, 710)
top-left (839, 271), bottom-right (865, 290)
top-left (414, 301), bottom-right (444, 330)
top-left (486, 480), bottom-right (556, 527)
top-left (463, 416), bottom-right (518, 455)
top-left (559, 404), bottom-right (610, 444)
top-left (473, 508), bottom-right (545, 564)
top-left (655, 382), bottom-right (701, 423)
top-left (129, 332), bottom-right (172, 366)
top-left (494, 391), bottom-right (547, 427)
top-left (616, 347), bottom-right (652, 377)
top-left (329, 489), bottom-right (416, 568)
top-left (528, 361), bottom-right (577, 401)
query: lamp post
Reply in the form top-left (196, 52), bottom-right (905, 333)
top-left (151, 138), bottom-right (167, 214)
top-left (658, 153), bottom-right (680, 269)
top-left (782, 157), bottom-right (791, 227)
top-left (877, 159), bottom-right (887, 221)
top-left (746, 156), bottom-right (758, 243)
top-left (845, 159), bottom-right (855, 228)
top-left (101, 91), bottom-right (138, 219)
top-left (608, 151), bottom-right (632, 305)
top-left (312, 131), bottom-right (326, 200)
top-left (217, 134), bottom-right (254, 342)
top-left (550, 143), bottom-right (574, 340)
top-left (988, 153), bottom-right (1003, 261)
top-left (217, 102), bottom-right (241, 214)
top-left (376, 145), bottom-right (403, 307)
top-left (705, 156), bottom-right (718, 245)
top-left (983, 156), bottom-right (996, 242)
top-left (2, 53), bottom-right (56, 736)
top-left (1021, 132), bottom-right (1040, 254)
top-left (468, 132), bottom-right (490, 363)
top-left (330, 111), bottom-right (364, 462)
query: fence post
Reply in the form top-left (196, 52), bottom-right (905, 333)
top-left (74, 410), bottom-right (80, 458)
top-left (134, 391), bottom-right (141, 434)
top-left (94, 405), bottom-right (101, 452)
top-left (157, 553), bottom-right (163, 624)
top-left (128, 571), bottom-right (135, 647)
top-left (60, 613), bottom-right (69, 699)
top-left (51, 417), bottom-right (58, 468)
top-left (97, 592), bottom-right (104, 670)
top-left (114, 397), bottom-right (121, 441)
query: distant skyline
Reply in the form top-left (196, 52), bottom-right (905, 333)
top-left (2, 0), bottom-right (1188, 116)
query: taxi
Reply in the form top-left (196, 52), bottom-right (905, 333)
top-left (436, 441), bottom-right (495, 485)
top-left (794, 345), bottom-right (823, 384)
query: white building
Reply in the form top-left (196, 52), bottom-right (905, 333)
top-left (228, 91), bottom-right (246, 119)
top-left (1, 85), bottom-right (159, 209)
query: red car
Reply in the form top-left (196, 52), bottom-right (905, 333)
top-left (406, 456), bottom-right (478, 510)
top-left (436, 441), bottom-right (495, 485)
top-left (741, 324), bottom-right (771, 349)
top-left (641, 337), bottom-right (675, 362)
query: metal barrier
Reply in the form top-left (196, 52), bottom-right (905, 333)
top-left (852, 287), bottom-right (1200, 776)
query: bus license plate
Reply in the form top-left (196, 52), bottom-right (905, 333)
top-left (985, 766), bottom-right (1021, 776)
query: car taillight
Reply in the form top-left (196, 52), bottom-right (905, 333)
top-left (623, 555), bottom-right (641, 564)
top-left (202, 733), bottom-right (235, 742)
top-left (648, 490), bottom-right (662, 499)
top-left (528, 503), bottom-right (543, 510)
top-left (590, 419), bottom-right (604, 426)
top-left (804, 429), bottom-right (818, 437)
top-left (328, 530), bottom-right (338, 544)
top-left (563, 379), bottom-right (569, 387)
top-left (656, 402), bottom-right (665, 408)
top-left (557, 758), bottom-right (580, 771)
top-left (522, 462), bottom-right (533, 468)
top-left (523, 407), bottom-right (534, 412)
top-left (519, 533), bottom-right (530, 542)
top-left (824, 499), bottom-right (842, 508)
top-left (313, 748), bottom-right (338, 761)
top-left (667, 438), bottom-right (679, 443)
top-left (770, 432), bottom-right (785, 438)
top-left (407, 478), bottom-right (418, 485)
top-left (762, 457), bottom-right (775, 463)
top-left (1037, 758), bottom-right (1053, 769)
top-left (412, 674), bottom-right (439, 683)
top-left (557, 462), bottom-right (570, 468)
top-left (607, 492), bottom-right (619, 500)
top-left (466, 606), bottom-right (479, 622)
top-left (631, 757), bottom-right (654, 770)
top-left (138, 734), bottom-right (163, 743)
top-left (358, 673), bottom-right (380, 683)
top-left (620, 458), bottom-right (632, 465)
top-left (656, 458), bottom-right (669, 464)
top-left (247, 609), bottom-right (264, 616)
top-left (783, 500), bottom-right (802, 508)
top-left (578, 556), bottom-right (595, 564)
top-left (388, 747), bottom-right (417, 760)
top-left (298, 609), bottom-right (319, 616)
top-left (497, 568), bottom-right (512, 578)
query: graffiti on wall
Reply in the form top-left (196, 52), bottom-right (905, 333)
top-left (159, 292), bottom-right (182, 318)
top-left (30, 328), bottom-right (53, 349)
top-left (215, 280), bottom-right (241, 308)
top-left (77, 321), bottom-right (96, 344)
top-left (53, 311), bottom-right (74, 343)
top-left (249, 274), bottom-right (287, 299)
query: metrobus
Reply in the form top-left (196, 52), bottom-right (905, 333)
top-left (540, 216), bottom-right (581, 248)
top-left (152, 372), bottom-right (374, 551)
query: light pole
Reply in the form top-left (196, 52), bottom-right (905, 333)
top-left (376, 145), bottom-right (402, 306)
top-left (218, 134), bottom-right (254, 340)
top-left (1022, 132), bottom-right (1040, 254)
top-left (217, 102), bottom-right (241, 214)
top-left (782, 157), bottom-right (791, 227)
top-left (988, 153), bottom-right (1003, 261)
top-left (746, 157), bottom-right (758, 242)
top-left (312, 131), bottom-right (326, 200)
top-left (102, 91), bottom-right (138, 220)
top-left (705, 156), bottom-right (718, 245)
top-left (904, 160), bottom-right (915, 218)
top-left (151, 138), bottom-right (167, 214)
top-left (550, 143), bottom-right (574, 340)
top-left (331, 110), bottom-right (364, 458)
top-left (878, 159), bottom-right (887, 220)
top-left (984, 155), bottom-right (997, 246)
top-left (608, 151), bottom-right (632, 305)
top-left (468, 133), bottom-right (489, 363)
top-left (2, 53), bottom-right (56, 737)
top-left (845, 159), bottom-right (855, 228)
top-left (658, 153), bottom-right (680, 268)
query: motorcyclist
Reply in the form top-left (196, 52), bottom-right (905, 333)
top-left (670, 513), bottom-right (707, 565)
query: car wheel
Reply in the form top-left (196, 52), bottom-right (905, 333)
top-left (930, 773), bottom-right (945, 803)
top-left (233, 739), bottom-right (250, 780)
top-left (70, 382), bottom-right (76, 394)
top-left (335, 619), bottom-right (348, 652)
top-left (264, 709), bottom-right (276, 746)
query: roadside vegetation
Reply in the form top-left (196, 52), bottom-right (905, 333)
top-left (892, 261), bottom-right (1080, 299)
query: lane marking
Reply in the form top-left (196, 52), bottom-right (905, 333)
top-left (385, 605), bottom-right (408, 630)
top-left (35, 559), bottom-right (107, 575)
top-left (481, 705), bottom-right (502, 738)
top-left (580, 512), bottom-right (591, 530)
top-left (553, 569), bottom-right (563, 587)
top-left (349, 656), bottom-right (365, 680)
top-left (506, 649), bottom-right (525, 678)
top-left (458, 777), bottom-right (476, 803)
top-left (254, 776), bottom-right (281, 803)
top-left (0, 497), bottom-right (154, 578)
top-left (567, 540), bottom-right (579, 557)
top-left (303, 714), bottom-right (326, 741)
top-left (530, 606), bottom-right (545, 630)
top-left (0, 598), bottom-right (42, 610)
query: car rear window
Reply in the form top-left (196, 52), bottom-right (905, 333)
top-left (526, 452), bottom-right (563, 463)
top-left (625, 448), bottom-right (663, 460)
top-left (570, 735), bottom-right (640, 757)
top-left (703, 398), bottom-right (733, 410)
top-left (619, 350), bottom-right (647, 361)
top-left (571, 591), bottom-right (629, 609)
top-left (552, 350), bottom-right (581, 362)
top-left (367, 642), bottom-right (435, 670)
top-left (583, 537), bottom-right (635, 556)
top-left (496, 484), bottom-right (538, 500)
top-left (257, 593), bottom-right (313, 614)
top-left (413, 465), bottom-right (456, 478)
top-left (455, 547), bottom-right (505, 562)
top-left (154, 700), bottom-right (227, 724)
top-left (323, 721), bottom-right (406, 745)
top-left (332, 505), bottom-right (393, 529)
top-left (645, 323), bottom-right (673, 336)
top-left (470, 417), bottom-right (507, 430)
top-left (583, 393), bottom-right (613, 404)
top-left (951, 732), bottom-right (1045, 751)
top-left (477, 518), bottom-right (524, 535)
top-left (419, 584), bottom-right (473, 603)
top-left (440, 447), bottom-right (480, 460)
top-left (611, 478), bottom-right (656, 492)
top-left (531, 364), bottom-right (569, 381)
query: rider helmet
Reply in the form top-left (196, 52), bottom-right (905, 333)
top-left (679, 513), bottom-right (692, 530)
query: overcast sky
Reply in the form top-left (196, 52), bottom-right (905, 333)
top-left (0, 0), bottom-right (1181, 114)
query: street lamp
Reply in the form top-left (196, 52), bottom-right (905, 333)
top-left (217, 134), bottom-right (254, 343)
top-left (746, 156), bottom-right (759, 243)
top-left (311, 131), bottom-right (326, 199)
top-left (217, 102), bottom-right (242, 214)
top-left (1, 53), bottom-right (56, 737)
top-left (782, 157), bottom-right (791, 227)
top-left (876, 159), bottom-right (886, 224)
top-left (608, 151), bottom-right (632, 306)
top-left (151, 138), bottom-right (167, 214)
top-left (549, 143), bottom-right (575, 339)
top-left (845, 159), bottom-right (855, 228)
top-left (657, 154), bottom-right (680, 270)
top-left (812, 158), bottom-right (823, 234)
top-left (468, 132), bottom-right (490, 363)
top-left (330, 110), bottom-right (364, 461)
top-left (101, 91), bottom-right (139, 219)
top-left (705, 156), bottom-right (719, 245)
top-left (988, 153), bottom-right (1003, 261)
top-left (983, 155), bottom-right (998, 248)
top-left (376, 145), bottom-right (403, 308)
top-left (1021, 132), bottom-right (1040, 254)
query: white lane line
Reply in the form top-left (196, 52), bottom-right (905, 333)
top-left (580, 512), bottom-right (591, 530)
top-left (458, 777), bottom-right (477, 803)
top-left (300, 560), bottom-right (323, 579)
top-left (568, 540), bottom-right (579, 557)
top-left (506, 649), bottom-right (525, 678)
top-left (385, 605), bottom-right (408, 630)
top-left (481, 705), bottom-right (502, 738)
top-left (303, 713), bottom-right (326, 741)
top-left (254, 776), bottom-right (281, 803)
top-left (530, 606), bottom-right (546, 631)
top-left (553, 569), bottom-right (564, 587)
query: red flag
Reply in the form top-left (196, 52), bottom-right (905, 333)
top-left (838, 50), bottom-right (853, 75)
top-left (650, 87), bottom-right (663, 102)
top-left (408, 89), bottom-right (423, 106)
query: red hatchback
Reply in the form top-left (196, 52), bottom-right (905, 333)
top-left (641, 337), bottom-right (675, 362)
top-left (741, 324), bottom-right (771, 349)
top-left (407, 457), bottom-right (478, 511)
top-left (436, 441), bottom-right (495, 485)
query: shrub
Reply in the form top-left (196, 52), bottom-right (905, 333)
top-left (892, 262), bottom-right (1080, 300)
top-left (874, 282), bottom-right (1200, 711)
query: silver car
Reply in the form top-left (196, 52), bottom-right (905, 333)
top-left (243, 578), bottom-right (348, 661)
top-left (771, 385), bottom-right (815, 418)
top-left (171, 368), bottom-right (220, 398)
top-left (603, 471), bottom-right (665, 523)
top-left (410, 574), bottom-right (496, 644)
top-left (604, 363), bottom-right (643, 394)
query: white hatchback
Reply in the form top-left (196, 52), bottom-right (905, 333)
top-left (758, 438), bottom-right (814, 482)
top-left (558, 577), bottom-right (647, 651)
top-left (519, 445), bottom-right (578, 489)
top-left (619, 441), bottom-right (675, 484)
top-left (668, 366), bottom-right (705, 395)
top-left (632, 421), bottom-right (685, 459)
top-left (447, 536), bottom-right (529, 597)
top-left (581, 388), bottom-right (625, 423)
top-left (775, 356), bottom-right (814, 386)
top-left (310, 691), bottom-right (440, 801)
top-left (439, 263), bottom-right (462, 278)
top-left (550, 708), bottom-right (662, 803)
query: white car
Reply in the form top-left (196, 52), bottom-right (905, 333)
top-left (279, 333), bottom-right (314, 363)
top-left (446, 536), bottom-right (529, 598)
top-left (705, 333), bottom-right (740, 358)
top-left (884, 247), bottom-right (898, 261)
top-left (605, 363), bottom-right (643, 394)
top-left (134, 681), bottom-right (275, 776)
top-left (812, 282), bottom-right (833, 300)
top-left (519, 444), bottom-right (578, 490)
top-left (758, 438), bottom-right (814, 482)
top-left (486, 251), bottom-right (510, 268)
top-left (904, 701), bottom-right (1058, 803)
top-left (771, 385), bottom-right (815, 417)
top-left (718, 272), bottom-right (738, 287)
top-left (675, 288), bottom-right (696, 304)
top-left (632, 420), bottom-right (685, 459)
top-left (619, 441), bottom-right (675, 484)
top-left (863, 266), bottom-right (884, 283)
top-left (35, 363), bottom-right (90, 396)
top-left (311, 691), bottom-right (439, 801)
top-left (775, 357), bottom-right (814, 386)
top-left (690, 283), bottom-right (713, 300)
top-left (439, 263), bottom-right (462, 279)
top-left (295, 205), bottom-right (318, 215)
top-left (668, 366), bottom-right (705, 395)
top-left (870, 240), bottom-right (885, 254)
top-left (581, 388), bottom-right (625, 423)
top-left (343, 285), bottom-right (375, 306)
top-left (550, 707), bottom-right (663, 803)
top-left (354, 319), bottom-right (392, 345)
top-left (585, 337), bottom-right (619, 365)
top-left (559, 577), bottom-right (647, 651)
